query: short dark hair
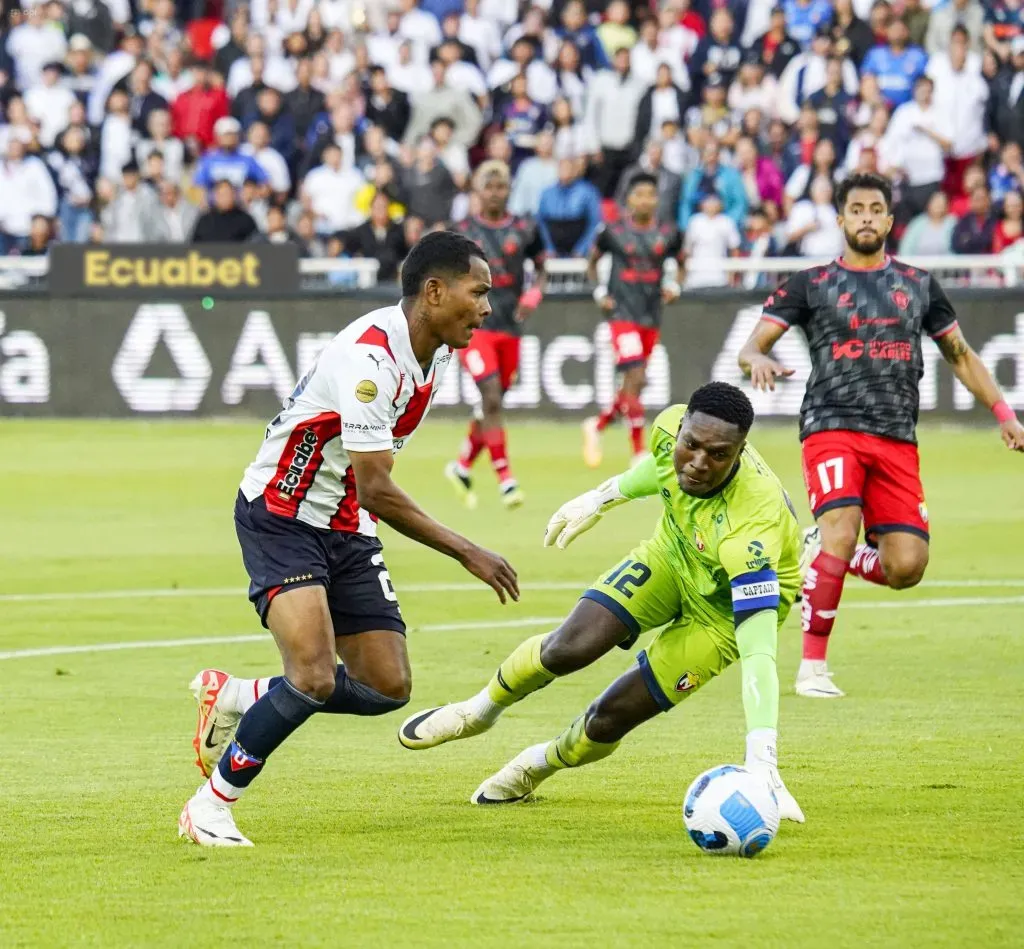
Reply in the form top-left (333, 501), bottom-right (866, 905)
top-left (686, 382), bottom-right (754, 434)
top-left (628, 172), bottom-right (659, 192)
top-left (401, 230), bottom-right (484, 297)
top-left (834, 172), bottom-right (892, 212)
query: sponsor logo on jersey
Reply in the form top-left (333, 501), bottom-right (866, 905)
top-left (355, 379), bottom-right (378, 403)
top-left (919, 500), bottom-right (929, 523)
top-left (849, 314), bottom-right (900, 330)
top-left (832, 339), bottom-right (865, 360)
top-left (831, 339), bottom-right (912, 362)
top-left (275, 429), bottom-right (318, 496)
top-left (675, 671), bottom-right (701, 692)
top-left (837, 292), bottom-right (854, 309)
top-left (746, 540), bottom-right (771, 570)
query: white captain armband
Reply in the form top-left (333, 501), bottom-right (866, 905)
top-left (730, 569), bottom-right (780, 626)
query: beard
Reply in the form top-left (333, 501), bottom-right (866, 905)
top-left (844, 227), bottom-right (886, 255)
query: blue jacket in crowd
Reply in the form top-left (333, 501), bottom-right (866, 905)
top-left (537, 178), bottom-right (603, 257)
top-left (678, 163), bottom-right (748, 230)
top-left (193, 149), bottom-right (268, 191)
top-left (861, 44), bottom-right (928, 109)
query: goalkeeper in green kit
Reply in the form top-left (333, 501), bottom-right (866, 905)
top-left (399, 382), bottom-right (805, 822)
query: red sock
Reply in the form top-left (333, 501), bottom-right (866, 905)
top-left (596, 391), bottom-right (624, 432)
top-left (801, 551), bottom-right (849, 661)
top-left (482, 426), bottom-right (513, 485)
top-left (848, 544), bottom-right (888, 586)
top-left (456, 421), bottom-right (485, 473)
top-left (622, 393), bottom-right (646, 455)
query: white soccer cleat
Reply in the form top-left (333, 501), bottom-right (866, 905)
top-left (749, 765), bottom-right (805, 823)
top-left (582, 416), bottom-right (603, 468)
top-left (500, 481), bottom-right (525, 510)
top-left (444, 461), bottom-right (478, 510)
top-left (471, 744), bottom-right (554, 805)
top-left (177, 794), bottom-right (254, 847)
top-left (398, 702), bottom-right (494, 750)
top-left (795, 660), bottom-right (845, 698)
top-left (191, 669), bottom-right (242, 778)
top-left (799, 525), bottom-right (821, 577)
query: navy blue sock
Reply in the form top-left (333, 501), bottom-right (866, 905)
top-left (265, 666), bottom-right (407, 716)
top-left (216, 678), bottom-right (322, 791)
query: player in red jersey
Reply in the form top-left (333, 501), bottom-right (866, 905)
top-left (177, 232), bottom-right (519, 847)
top-left (738, 172), bottom-right (1024, 698)
top-left (446, 161), bottom-right (545, 509)
top-left (582, 173), bottom-right (683, 468)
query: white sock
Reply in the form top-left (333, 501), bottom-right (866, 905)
top-left (230, 677), bottom-right (275, 714)
top-left (465, 687), bottom-right (504, 725)
top-left (524, 741), bottom-right (555, 774)
top-left (198, 768), bottom-right (243, 807)
top-left (745, 728), bottom-right (778, 770)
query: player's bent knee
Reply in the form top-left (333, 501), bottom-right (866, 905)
top-left (583, 697), bottom-right (628, 745)
top-left (346, 674), bottom-right (410, 714)
top-left (540, 611), bottom-right (624, 675)
top-left (883, 555), bottom-right (928, 590)
top-left (819, 518), bottom-right (860, 559)
top-left (288, 662), bottom-right (338, 703)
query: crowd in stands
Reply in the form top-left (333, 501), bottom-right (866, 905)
top-left (1, 0), bottom-right (1024, 282)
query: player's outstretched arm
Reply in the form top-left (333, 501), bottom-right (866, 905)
top-left (349, 449), bottom-right (520, 603)
top-left (936, 326), bottom-right (1024, 451)
top-left (737, 319), bottom-right (795, 391)
top-left (543, 454), bottom-right (660, 549)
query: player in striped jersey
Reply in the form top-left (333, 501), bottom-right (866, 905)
top-left (178, 232), bottom-right (520, 847)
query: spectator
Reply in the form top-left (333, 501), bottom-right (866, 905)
top-left (156, 180), bottom-right (199, 242)
top-left (550, 96), bottom-right (586, 160)
top-left (231, 52), bottom-right (270, 122)
top-left (552, 42), bottom-right (587, 119)
top-left (741, 205), bottom-right (782, 289)
top-left (100, 160), bottom-right (164, 242)
top-left (899, 190), bottom-right (956, 255)
top-left (990, 141), bottom-right (1024, 204)
top-left (355, 161), bottom-right (407, 220)
top-left (808, 56), bottom-right (857, 153)
top-left (488, 37), bottom-right (558, 107)
top-left (926, 0), bottom-right (984, 56)
top-left (302, 101), bottom-right (359, 178)
top-left (22, 214), bottom-right (54, 256)
top-left (784, 0), bottom-right (833, 48)
top-left (690, 9), bottom-right (743, 95)
top-left (242, 87), bottom-right (296, 165)
top-left (754, 7), bottom-right (802, 79)
top-left (345, 191), bottom-right (407, 280)
top-left (984, 0), bottom-right (1024, 64)
top-left (637, 63), bottom-right (691, 146)
top-left (830, 0), bottom-right (875, 67)
top-left (555, 0), bottom-right (608, 72)
top-left (615, 139), bottom-right (684, 226)
top-left (301, 141), bottom-right (365, 234)
top-left (286, 57), bottom-right (327, 144)
top-left (227, 36), bottom-right (295, 100)
top-left (852, 71), bottom-right (886, 129)
top-left (986, 36), bottom-right (1024, 149)
top-left (950, 165), bottom-right (988, 217)
top-left (632, 16), bottom-right (689, 90)
top-left (510, 128), bottom-right (559, 216)
top-left (365, 66), bottom-right (410, 143)
top-left (215, 8), bottom-right (251, 78)
top-left (685, 74), bottom-right (738, 150)
top-left (536, 156), bottom-right (602, 256)
top-left (87, 29), bottom-right (143, 128)
top-left (50, 126), bottom-right (94, 243)
top-left (597, 0), bottom-right (638, 59)
top-left (194, 117), bottom-right (269, 194)
top-left (66, 2), bottom-right (115, 57)
top-left (259, 203), bottom-right (304, 248)
top-left (435, 39), bottom-right (489, 104)
top-left (785, 176), bottom-right (844, 256)
top-left (9, 4), bottom-right (69, 90)
top-left (902, 0), bottom-right (930, 50)
top-left (733, 135), bottom-right (784, 209)
top-left (683, 192), bottom-right (741, 288)
top-left (153, 49), bottom-right (193, 106)
top-left (678, 141), bottom-right (747, 229)
top-left (883, 76), bottom-right (952, 222)
top-left (658, 117), bottom-right (700, 178)
top-left (239, 177), bottom-right (270, 233)
top-left (785, 136), bottom-right (840, 206)
top-left (782, 101), bottom-right (822, 181)
top-left (993, 189), bottom-right (1024, 251)
top-left (582, 46), bottom-right (648, 196)
top-left (429, 117), bottom-right (470, 190)
top-left (460, 0), bottom-right (503, 71)
top-left (66, 35), bottom-right (99, 104)
top-left (952, 185), bottom-right (997, 253)
top-left (844, 104), bottom-right (894, 176)
top-left (123, 59), bottom-right (168, 136)
top-left (404, 60), bottom-right (483, 148)
top-left (778, 26), bottom-right (858, 125)
top-left (136, 108), bottom-right (185, 186)
top-left (501, 72), bottom-right (547, 172)
top-left (728, 53), bottom-right (777, 118)
top-left (861, 17), bottom-right (928, 109)
top-left (99, 88), bottom-right (134, 182)
top-left (295, 209), bottom-right (326, 257)
top-left (25, 61), bottom-right (77, 149)
top-left (397, 0), bottom-right (442, 52)
top-left (170, 61), bottom-right (230, 159)
top-left (400, 138), bottom-right (457, 225)
top-left (387, 40), bottom-right (435, 97)
top-left (192, 179), bottom-right (259, 242)
top-left (658, 2), bottom-right (701, 65)
top-left (242, 121), bottom-right (292, 202)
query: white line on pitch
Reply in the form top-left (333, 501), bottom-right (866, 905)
top-left (2, 578), bottom-right (1024, 605)
top-left (2, 595), bottom-right (1023, 662)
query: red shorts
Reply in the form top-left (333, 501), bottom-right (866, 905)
top-left (459, 329), bottom-right (520, 390)
top-left (801, 431), bottom-right (929, 542)
top-left (608, 321), bottom-right (660, 369)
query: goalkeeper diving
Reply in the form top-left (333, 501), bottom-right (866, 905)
top-left (399, 382), bottom-right (805, 821)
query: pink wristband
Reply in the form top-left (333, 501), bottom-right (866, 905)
top-left (993, 401), bottom-right (1017, 424)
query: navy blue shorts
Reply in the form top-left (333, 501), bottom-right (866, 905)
top-left (234, 491), bottom-right (406, 636)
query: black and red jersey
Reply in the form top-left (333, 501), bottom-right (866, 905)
top-left (597, 220), bottom-right (682, 328)
top-left (762, 257), bottom-right (958, 444)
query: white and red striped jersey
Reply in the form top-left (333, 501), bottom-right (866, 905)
top-left (240, 304), bottom-right (453, 533)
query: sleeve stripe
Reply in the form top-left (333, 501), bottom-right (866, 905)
top-left (731, 568), bottom-right (780, 614)
top-left (732, 569), bottom-right (777, 586)
top-left (760, 315), bottom-right (790, 329)
top-left (930, 320), bottom-right (959, 341)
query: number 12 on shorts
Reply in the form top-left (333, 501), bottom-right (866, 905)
top-left (603, 559), bottom-right (651, 599)
top-left (816, 457), bottom-right (844, 494)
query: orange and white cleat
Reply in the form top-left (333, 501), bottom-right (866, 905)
top-left (582, 416), bottom-right (603, 468)
top-left (178, 793), bottom-right (253, 847)
top-left (190, 669), bottom-right (241, 777)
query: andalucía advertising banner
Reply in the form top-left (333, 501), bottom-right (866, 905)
top-left (0, 294), bottom-right (1021, 418)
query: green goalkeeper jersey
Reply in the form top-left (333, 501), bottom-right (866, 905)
top-left (632, 404), bottom-right (803, 622)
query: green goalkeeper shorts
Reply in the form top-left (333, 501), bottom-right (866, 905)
top-left (580, 535), bottom-right (742, 711)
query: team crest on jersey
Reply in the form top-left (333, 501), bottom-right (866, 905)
top-left (503, 237), bottom-right (519, 255)
top-left (919, 501), bottom-right (929, 523)
top-left (675, 671), bottom-right (700, 692)
top-left (891, 289), bottom-right (910, 310)
top-left (228, 742), bottom-right (262, 772)
top-left (652, 239), bottom-right (665, 256)
top-left (355, 379), bottom-right (378, 403)
top-left (694, 529), bottom-right (706, 552)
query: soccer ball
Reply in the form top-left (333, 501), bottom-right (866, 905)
top-left (682, 765), bottom-right (780, 858)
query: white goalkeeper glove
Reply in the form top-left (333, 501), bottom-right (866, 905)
top-left (543, 477), bottom-right (628, 549)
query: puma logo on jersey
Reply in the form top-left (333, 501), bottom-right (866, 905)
top-left (366, 353), bottom-right (385, 369)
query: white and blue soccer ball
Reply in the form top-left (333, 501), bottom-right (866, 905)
top-left (682, 765), bottom-right (780, 858)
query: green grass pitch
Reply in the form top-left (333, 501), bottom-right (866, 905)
top-left (1, 418), bottom-right (1022, 948)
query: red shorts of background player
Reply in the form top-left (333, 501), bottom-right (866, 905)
top-left (459, 329), bottom-right (520, 390)
top-left (608, 320), bottom-right (660, 369)
top-left (801, 430), bottom-right (930, 542)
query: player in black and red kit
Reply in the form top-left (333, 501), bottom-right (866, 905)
top-left (582, 173), bottom-right (682, 467)
top-left (738, 172), bottom-right (1024, 698)
top-left (446, 160), bottom-right (545, 509)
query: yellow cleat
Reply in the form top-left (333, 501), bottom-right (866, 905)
top-left (582, 416), bottom-right (603, 468)
top-left (444, 461), bottom-right (478, 510)
top-left (500, 483), bottom-right (525, 510)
